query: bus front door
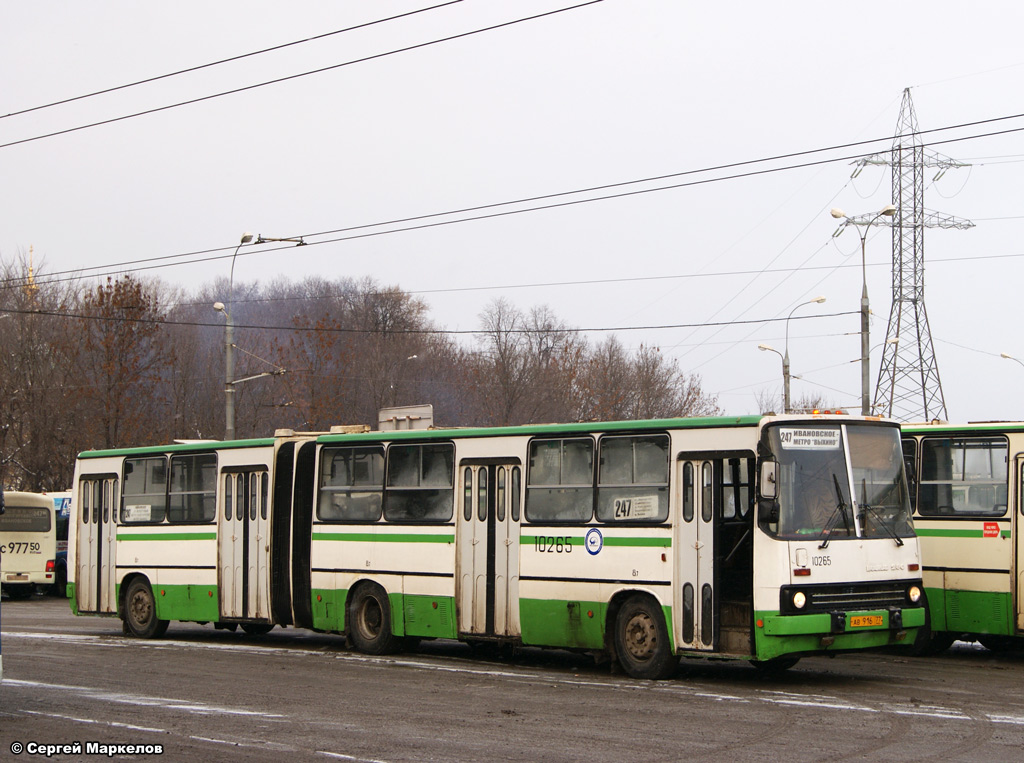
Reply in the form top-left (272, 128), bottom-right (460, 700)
top-left (457, 462), bottom-right (522, 638)
top-left (219, 470), bottom-right (271, 622)
top-left (76, 477), bottom-right (118, 614)
top-left (674, 459), bottom-right (716, 650)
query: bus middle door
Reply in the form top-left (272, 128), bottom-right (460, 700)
top-left (457, 461), bottom-right (522, 638)
top-left (674, 458), bottom-right (716, 651)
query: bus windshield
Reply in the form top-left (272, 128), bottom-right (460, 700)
top-left (763, 422), bottom-right (914, 542)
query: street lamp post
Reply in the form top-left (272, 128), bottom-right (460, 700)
top-left (831, 204), bottom-right (897, 415)
top-left (214, 233), bottom-right (253, 441)
top-left (214, 232), bottom-right (302, 440)
top-left (758, 295), bottom-right (825, 413)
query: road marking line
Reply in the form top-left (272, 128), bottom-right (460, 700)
top-left (22, 709), bottom-right (165, 733)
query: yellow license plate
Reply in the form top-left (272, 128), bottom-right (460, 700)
top-left (850, 615), bottom-right (884, 628)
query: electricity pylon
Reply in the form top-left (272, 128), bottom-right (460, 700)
top-left (852, 88), bottom-right (973, 422)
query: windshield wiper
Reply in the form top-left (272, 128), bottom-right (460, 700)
top-left (858, 503), bottom-right (904, 547)
top-left (818, 474), bottom-right (853, 549)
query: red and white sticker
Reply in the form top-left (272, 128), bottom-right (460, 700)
top-left (984, 522), bottom-right (1000, 538)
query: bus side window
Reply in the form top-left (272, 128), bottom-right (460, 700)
top-left (525, 438), bottom-right (594, 523)
top-left (169, 453), bottom-right (217, 523)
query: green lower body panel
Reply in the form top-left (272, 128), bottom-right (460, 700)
top-left (400, 593), bottom-right (456, 639)
top-left (519, 598), bottom-right (610, 650)
top-left (67, 582), bottom-right (79, 615)
top-left (149, 583), bottom-right (220, 622)
top-left (310, 588), bottom-right (457, 639)
top-left (755, 607), bottom-right (925, 660)
top-left (926, 587), bottom-right (1015, 636)
top-left (311, 587), bottom-right (347, 631)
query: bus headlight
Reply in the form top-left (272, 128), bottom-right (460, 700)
top-left (908, 585), bottom-right (922, 604)
top-left (792, 591), bottom-right (807, 609)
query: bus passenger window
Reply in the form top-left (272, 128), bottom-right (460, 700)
top-left (383, 443), bottom-right (454, 523)
top-left (317, 446), bottom-right (384, 522)
top-left (168, 453), bottom-right (217, 523)
top-left (596, 435), bottom-right (669, 523)
top-left (525, 438), bottom-right (594, 523)
top-left (919, 437), bottom-right (1008, 517)
top-left (122, 457), bottom-right (168, 523)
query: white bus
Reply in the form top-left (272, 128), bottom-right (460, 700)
top-left (902, 422), bottom-right (1024, 652)
top-left (69, 413), bottom-right (925, 678)
top-left (1, 491), bottom-right (58, 599)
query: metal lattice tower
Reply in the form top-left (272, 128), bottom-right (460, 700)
top-left (855, 89), bottom-right (973, 422)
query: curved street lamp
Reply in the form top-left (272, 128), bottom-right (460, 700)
top-left (759, 295), bottom-right (825, 414)
top-left (830, 204), bottom-right (897, 415)
top-left (1001, 352), bottom-right (1024, 371)
top-left (214, 232), bottom-right (301, 440)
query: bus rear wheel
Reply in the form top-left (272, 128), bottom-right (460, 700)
top-left (123, 579), bottom-right (169, 639)
top-left (614, 595), bottom-right (676, 680)
top-left (240, 623), bottom-right (275, 636)
top-left (348, 583), bottom-right (401, 655)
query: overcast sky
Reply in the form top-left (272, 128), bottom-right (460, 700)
top-left (2, 1), bottom-right (1022, 423)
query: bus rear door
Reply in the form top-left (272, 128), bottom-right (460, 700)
top-left (219, 469), bottom-right (271, 622)
top-left (76, 477), bottom-right (118, 613)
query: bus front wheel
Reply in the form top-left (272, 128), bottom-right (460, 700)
top-left (614, 595), bottom-right (677, 680)
top-left (123, 579), bottom-right (169, 639)
top-left (348, 583), bottom-right (401, 655)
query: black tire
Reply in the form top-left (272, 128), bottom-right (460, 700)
top-left (978, 634), bottom-right (1024, 653)
top-left (751, 656), bottom-right (800, 673)
top-left (348, 583), bottom-right (401, 655)
top-left (908, 590), bottom-right (954, 656)
top-left (51, 563), bottom-right (67, 598)
top-left (613, 595), bottom-right (677, 680)
top-left (123, 578), bottom-right (169, 638)
top-left (240, 623), bottom-right (275, 636)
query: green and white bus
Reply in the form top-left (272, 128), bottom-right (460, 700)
top-left (68, 413), bottom-right (925, 678)
top-left (1, 491), bottom-right (59, 599)
top-left (902, 422), bottom-right (1024, 652)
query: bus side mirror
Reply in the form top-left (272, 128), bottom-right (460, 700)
top-left (759, 461), bottom-right (778, 500)
top-left (758, 461), bottom-right (779, 523)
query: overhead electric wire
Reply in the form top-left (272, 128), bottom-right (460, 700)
top-left (0, 1), bottom-right (606, 151)
top-left (0, 1), bottom-right (465, 121)
top-left (0, 303), bottom-right (856, 337)
top-left (8, 113), bottom-right (1024, 294)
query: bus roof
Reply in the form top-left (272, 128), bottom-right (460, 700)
top-left (1, 491), bottom-right (57, 508)
top-left (76, 413), bottom-right (893, 456)
top-left (901, 421), bottom-right (1024, 435)
top-left (316, 415), bottom-right (765, 444)
top-left (78, 436), bottom-right (277, 459)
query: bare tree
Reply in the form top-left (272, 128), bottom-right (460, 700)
top-left (63, 276), bottom-right (168, 449)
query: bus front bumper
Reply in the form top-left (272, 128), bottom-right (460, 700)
top-left (755, 606), bottom-right (926, 658)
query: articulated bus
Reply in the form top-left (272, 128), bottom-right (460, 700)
top-left (1, 491), bottom-right (59, 599)
top-left (68, 413), bottom-right (925, 678)
top-left (902, 422), bottom-right (1024, 652)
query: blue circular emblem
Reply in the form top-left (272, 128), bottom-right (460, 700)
top-left (585, 527), bottom-right (603, 556)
